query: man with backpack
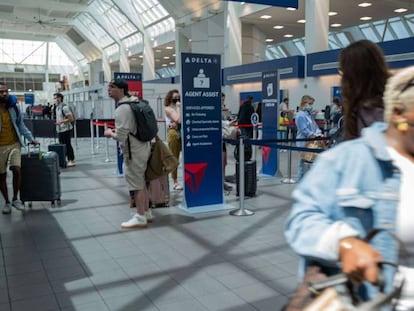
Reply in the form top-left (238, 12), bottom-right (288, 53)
top-left (0, 83), bottom-right (38, 214)
top-left (54, 92), bottom-right (76, 167)
top-left (104, 78), bottom-right (153, 229)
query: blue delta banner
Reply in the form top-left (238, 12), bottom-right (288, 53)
top-left (24, 93), bottom-right (34, 105)
top-left (261, 71), bottom-right (279, 176)
top-left (181, 53), bottom-right (223, 209)
top-left (224, 0), bottom-right (298, 8)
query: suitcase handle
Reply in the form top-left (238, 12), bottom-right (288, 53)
top-left (27, 143), bottom-right (41, 158)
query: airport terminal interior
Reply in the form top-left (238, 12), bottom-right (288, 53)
top-left (1, 0), bottom-right (414, 310)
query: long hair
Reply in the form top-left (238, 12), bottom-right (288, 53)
top-left (339, 40), bottom-right (389, 139)
top-left (164, 89), bottom-right (179, 106)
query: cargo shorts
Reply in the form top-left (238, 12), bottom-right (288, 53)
top-left (0, 142), bottom-right (21, 174)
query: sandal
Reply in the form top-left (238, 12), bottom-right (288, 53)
top-left (173, 183), bottom-right (183, 190)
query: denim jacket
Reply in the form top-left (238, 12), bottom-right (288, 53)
top-left (285, 122), bottom-right (400, 297)
top-left (0, 105), bottom-right (34, 146)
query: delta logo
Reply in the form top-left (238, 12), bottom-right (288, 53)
top-left (262, 146), bottom-right (271, 164)
top-left (184, 162), bottom-right (208, 193)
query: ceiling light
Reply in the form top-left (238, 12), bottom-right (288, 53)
top-left (165, 46), bottom-right (174, 50)
top-left (328, 12), bottom-right (338, 16)
top-left (170, 62), bottom-right (175, 65)
top-left (189, 39), bottom-right (192, 42)
top-left (265, 38), bottom-right (274, 42)
top-left (172, 53), bottom-right (176, 56)
top-left (360, 16), bottom-right (372, 21)
top-left (394, 8), bottom-right (408, 13)
top-left (139, 55), bottom-right (143, 58)
top-left (162, 64), bottom-right (168, 67)
top-left (297, 19), bottom-right (306, 23)
top-left (155, 49), bottom-right (161, 53)
top-left (131, 57), bottom-right (137, 60)
top-left (284, 34), bottom-right (293, 38)
top-left (331, 23), bottom-right (342, 27)
top-left (163, 56), bottom-right (170, 59)
top-left (286, 7), bottom-right (296, 11)
top-left (155, 59), bottom-right (160, 62)
top-left (241, 2), bottom-right (245, 4)
top-left (260, 15), bottom-right (272, 19)
top-left (358, 2), bottom-right (372, 7)
top-left (273, 25), bottom-right (284, 29)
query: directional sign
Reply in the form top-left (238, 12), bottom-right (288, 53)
top-left (224, 0), bottom-right (298, 8)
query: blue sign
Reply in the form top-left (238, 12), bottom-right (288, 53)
top-left (24, 93), bottom-right (34, 105)
top-left (181, 53), bottom-right (223, 209)
top-left (332, 86), bottom-right (342, 103)
top-left (224, 0), bottom-right (298, 8)
top-left (113, 72), bottom-right (142, 81)
top-left (251, 113), bottom-right (259, 126)
top-left (261, 71), bottom-right (279, 176)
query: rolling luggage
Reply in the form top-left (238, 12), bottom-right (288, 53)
top-left (147, 175), bottom-right (169, 208)
top-left (48, 144), bottom-right (67, 168)
top-left (21, 146), bottom-right (61, 207)
top-left (236, 160), bottom-right (257, 197)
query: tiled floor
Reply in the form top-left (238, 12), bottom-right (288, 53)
top-left (0, 138), bottom-right (301, 311)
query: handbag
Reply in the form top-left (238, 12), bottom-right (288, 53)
top-left (283, 229), bottom-right (406, 311)
top-left (145, 136), bottom-right (179, 181)
top-left (222, 124), bottom-right (238, 139)
top-left (299, 140), bottom-right (326, 163)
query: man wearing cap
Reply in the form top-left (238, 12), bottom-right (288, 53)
top-left (0, 82), bottom-right (38, 214)
top-left (104, 79), bottom-right (152, 229)
top-left (54, 92), bottom-right (76, 167)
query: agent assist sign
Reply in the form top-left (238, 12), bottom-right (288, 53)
top-left (181, 53), bottom-right (223, 209)
top-left (223, 0), bottom-right (298, 8)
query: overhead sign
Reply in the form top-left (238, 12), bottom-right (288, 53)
top-left (24, 93), bottom-right (34, 105)
top-left (261, 71), bottom-right (279, 176)
top-left (181, 52), bottom-right (223, 210)
top-left (224, 0), bottom-right (298, 8)
top-left (113, 72), bottom-right (143, 99)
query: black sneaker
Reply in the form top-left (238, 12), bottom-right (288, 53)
top-left (224, 183), bottom-right (233, 191)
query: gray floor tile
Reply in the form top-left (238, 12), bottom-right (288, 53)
top-left (156, 298), bottom-right (208, 311)
top-left (197, 291), bottom-right (257, 311)
top-left (103, 292), bottom-right (159, 311)
top-left (10, 295), bottom-right (59, 311)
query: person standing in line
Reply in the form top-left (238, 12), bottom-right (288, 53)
top-left (339, 40), bottom-right (389, 140)
top-left (221, 93), bottom-right (234, 192)
top-left (0, 83), bottom-right (38, 214)
top-left (104, 79), bottom-right (152, 229)
top-left (54, 93), bottom-right (76, 167)
top-left (295, 95), bottom-right (323, 181)
top-left (164, 89), bottom-right (183, 191)
top-left (237, 95), bottom-right (255, 138)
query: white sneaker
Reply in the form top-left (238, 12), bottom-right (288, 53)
top-left (145, 209), bottom-right (154, 223)
top-left (121, 213), bottom-right (147, 229)
top-left (12, 200), bottom-right (25, 211)
top-left (2, 203), bottom-right (11, 214)
top-left (67, 160), bottom-right (76, 167)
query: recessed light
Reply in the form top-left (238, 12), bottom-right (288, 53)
top-left (172, 53), bottom-right (176, 56)
top-left (284, 34), bottom-right (293, 38)
top-left (265, 38), bottom-right (274, 42)
top-left (286, 7), bottom-right (296, 11)
top-left (155, 50), bottom-right (161, 53)
top-left (297, 19), bottom-right (306, 23)
top-left (331, 23), bottom-right (342, 27)
top-left (131, 57), bottom-right (137, 60)
top-left (260, 15), bottom-right (272, 19)
top-left (139, 55), bottom-right (143, 58)
top-left (165, 46), bottom-right (174, 50)
top-left (169, 62), bottom-right (175, 65)
top-left (163, 56), bottom-right (170, 59)
top-left (155, 59), bottom-right (160, 62)
top-left (360, 16), bottom-right (372, 21)
top-left (162, 64), bottom-right (168, 67)
top-left (189, 39), bottom-right (192, 42)
top-left (273, 25), bottom-right (284, 29)
top-left (394, 8), bottom-right (408, 13)
top-left (358, 2), bottom-right (372, 7)
top-left (328, 12), bottom-right (338, 16)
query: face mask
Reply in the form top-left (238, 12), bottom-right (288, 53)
top-left (172, 98), bottom-right (180, 104)
top-left (305, 105), bottom-right (313, 112)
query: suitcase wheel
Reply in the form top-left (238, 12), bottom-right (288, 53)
top-left (28, 202), bottom-right (32, 208)
top-left (57, 199), bottom-right (61, 207)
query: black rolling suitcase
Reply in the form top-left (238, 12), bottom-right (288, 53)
top-left (21, 145), bottom-right (61, 208)
top-left (48, 144), bottom-right (67, 168)
top-left (236, 160), bottom-right (257, 197)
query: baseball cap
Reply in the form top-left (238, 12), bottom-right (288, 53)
top-left (109, 79), bottom-right (129, 94)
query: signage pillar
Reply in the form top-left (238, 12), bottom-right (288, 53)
top-left (261, 71), bottom-right (279, 176)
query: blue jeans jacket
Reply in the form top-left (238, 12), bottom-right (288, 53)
top-left (0, 106), bottom-right (34, 146)
top-left (285, 122), bottom-right (400, 298)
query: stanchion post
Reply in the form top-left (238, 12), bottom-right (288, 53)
top-left (281, 126), bottom-right (297, 184)
top-left (230, 137), bottom-right (254, 216)
top-left (104, 122), bottom-right (110, 162)
top-left (95, 119), bottom-right (100, 149)
top-left (73, 121), bottom-right (78, 149)
top-left (90, 118), bottom-right (95, 155)
top-left (252, 125), bottom-right (257, 162)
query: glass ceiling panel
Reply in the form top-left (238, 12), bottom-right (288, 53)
top-left (122, 33), bottom-right (143, 50)
top-left (0, 39), bottom-right (45, 65)
top-left (91, 0), bottom-right (137, 39)
top-left (131, 0), bottom-right (169, 27)
top-left (77, 13), bottom-right (114, 47)
top-left (147, 17), bottom-right (175, 38)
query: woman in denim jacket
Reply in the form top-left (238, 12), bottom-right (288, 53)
top-left (285, 66), bottom-right (414, 308)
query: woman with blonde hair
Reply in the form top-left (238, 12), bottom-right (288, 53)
top-left (294, 95), bottom-right (322, 180)
top-left (285, 65), bottom-right (414, 308)
top-left (164, 89), bottom-right (183, 190)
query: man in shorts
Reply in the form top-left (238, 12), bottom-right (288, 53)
top-left (104, 79), bottom-right (152, 229)
top-left (0, 82), bottom-right (38, 214)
